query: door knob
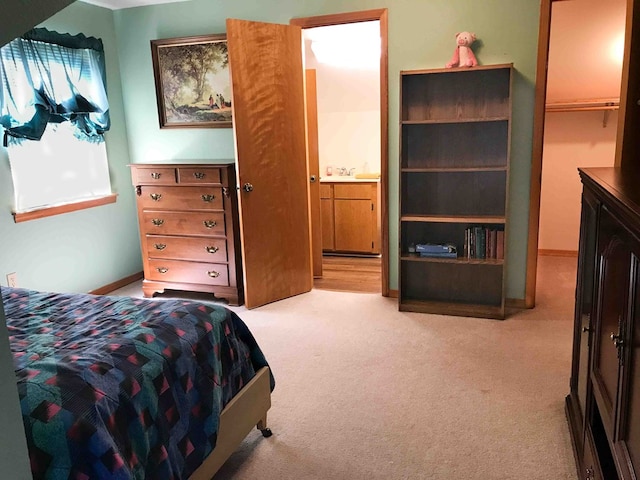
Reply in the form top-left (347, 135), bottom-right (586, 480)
top-left (243, 183), bottom-right (254, 192)
top-left (310, 175), bottom-right (317, 183)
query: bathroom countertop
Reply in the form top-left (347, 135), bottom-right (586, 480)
top-left (320, 176), bottom-right (380, 183)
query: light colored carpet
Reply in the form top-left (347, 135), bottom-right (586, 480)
top-left (112, 255), bottom-right (578, 480)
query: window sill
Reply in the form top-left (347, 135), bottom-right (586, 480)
top-left (12, 193), bottom-right (118, 223)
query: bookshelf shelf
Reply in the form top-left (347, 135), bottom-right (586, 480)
top-left (400, 215), bottom-right (506, 224)
top-left (398, 298), bottom-right (505, 320)
top-left (401, 117), bottom-right (509, 125)
top-left (399, 64), bottom-right (513, 319)
top-left (401, 167), bottom-right (507, 173)
top-left (400, 255), bottom-right (504, 265)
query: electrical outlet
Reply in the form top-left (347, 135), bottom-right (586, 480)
top-left (6, 272), bottom-right (17, 288)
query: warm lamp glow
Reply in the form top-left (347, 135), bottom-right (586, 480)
top-left (611, 32), bottom-right (625, 65)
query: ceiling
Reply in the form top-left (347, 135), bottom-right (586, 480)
top-left (79, 0), bottom-right (189, 10)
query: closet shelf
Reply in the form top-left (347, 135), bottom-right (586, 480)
top-left (545, 98), bottom-right (619, 112)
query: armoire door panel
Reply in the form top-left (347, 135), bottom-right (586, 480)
top-left (615, 254), bottom-right (640, 478)
top-left (592, 208), bottom-right (629, 438)
top-left (575, 192), bottom-right (599, 423)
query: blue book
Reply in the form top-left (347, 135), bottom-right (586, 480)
top-left (419, 251), bottom-right (457, 258)
top-left (415, 243), bottom-right (457, 254)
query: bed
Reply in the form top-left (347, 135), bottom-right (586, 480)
top-left (1, 286), bottom-right (274, 479)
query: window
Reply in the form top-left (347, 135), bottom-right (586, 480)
top-left (0, 28), bottom-right (114, 221)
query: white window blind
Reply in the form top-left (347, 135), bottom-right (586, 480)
top-left (8, 122), bottom-right (111, 213)
top-left (1, 30), bottom-right (112, 215)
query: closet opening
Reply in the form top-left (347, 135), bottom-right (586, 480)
top-left (534, 0), bottom-right (624, 307)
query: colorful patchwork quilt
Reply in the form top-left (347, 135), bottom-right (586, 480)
top-left (2, 287), bottom-right (273, 480)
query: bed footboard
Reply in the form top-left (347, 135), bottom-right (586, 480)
top-left (189, 366), bottom-right (272, 479)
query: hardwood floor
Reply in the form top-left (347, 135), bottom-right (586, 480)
top-left (313, 255), bottom-right (381, 294)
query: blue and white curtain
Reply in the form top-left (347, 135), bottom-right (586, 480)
top-left (0, 28), bottom-right (110, 146)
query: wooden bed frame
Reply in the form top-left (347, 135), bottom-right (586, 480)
top-left (189, 366), bottom-right (273, 479)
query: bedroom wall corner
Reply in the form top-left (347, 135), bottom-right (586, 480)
top-left (0, 293), bottom-right (31, 479)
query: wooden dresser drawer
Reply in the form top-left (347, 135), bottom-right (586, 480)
top-left (138, 186), bottom-right (224, 211)
top-left (320, 183), bottom-right (332, 199)
top-left (131, 167), bottom-right (176, 185)
top-left (147, 259), bottom-right (229, 286)
top-left (334, 183), bottom-right (373, 199)
top-left (177, 167), bottom-right (222, 185)
top-left (141, 211), bottom-right (226, 236)
top-left (146, 235), bottom-right (228, 263)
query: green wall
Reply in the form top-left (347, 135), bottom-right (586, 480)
top-left (113, 0), bottom-right (541, 299)
top-left (0, 2), bottom-right (141, 294)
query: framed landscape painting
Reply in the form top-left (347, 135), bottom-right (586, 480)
top-left (151, 34), bottom-right (232, 128)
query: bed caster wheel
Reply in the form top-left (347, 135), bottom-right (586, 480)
top-left (261, 428), bottom-right (273, 438)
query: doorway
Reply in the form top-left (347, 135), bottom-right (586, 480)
top-left (531, 0), bottom-right (625, 306)
top-left (291, 9), bottom-right (389, 296)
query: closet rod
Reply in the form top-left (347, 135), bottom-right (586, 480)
top-left (545, 98), bottom-right (619, 113)
top-left (545, 98), bottom-right (619, 127)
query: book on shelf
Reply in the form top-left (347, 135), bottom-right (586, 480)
top-left (496, 230), bottom-right (505, 260)
top-left (464, 225), bottom-right (504, 260)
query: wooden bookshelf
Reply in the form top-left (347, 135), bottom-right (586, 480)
top-left (398, 64), bottom-right (513, 319)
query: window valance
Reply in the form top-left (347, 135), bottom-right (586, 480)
top-left (0, 28), bottom-right (110, 146)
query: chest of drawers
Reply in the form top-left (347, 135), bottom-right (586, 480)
top-left (129, 163), bottom-right (243, 305)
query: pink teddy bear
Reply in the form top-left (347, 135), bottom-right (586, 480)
top-left (446, 31), bottom-right (478, 68)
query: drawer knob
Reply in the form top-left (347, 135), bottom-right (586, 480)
top-left (150, 172), bottom-right (161, 179)
top-left (150, 193), bottom-right (162, 201)
top-left (154, 243), bottom-right (167, 250)
top-left (206, 246), bottom-right (219, 254)
top-left (201, 194), bottom-right (215, 202)
top-left (207, 270), bottom-right (220, 278)
top-left (157, 267), bottom-right (169, 274)
top-left (203, 220), bottom-right (217, 229)
top-left (151, 218), bottom-right (165, 226)
top-left (194, 172), bottom-right (206, 179)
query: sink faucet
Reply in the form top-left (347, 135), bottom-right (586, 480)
top-left (337, 167), bottom-right (347, 176)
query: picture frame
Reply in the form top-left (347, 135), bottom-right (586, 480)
top-left (150, 34), bottom-right (232, 129)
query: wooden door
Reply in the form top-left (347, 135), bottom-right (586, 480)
top-left (226, 19), bottom-right (312, 308)
top-left (334, 199), bottom-right (374, 252)
top-left (306, 69), bottom-right (323, 278)
top-left (333, 183), bottom-right (376, 253)
top-left (320, 183), bottom-right (334, 251)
